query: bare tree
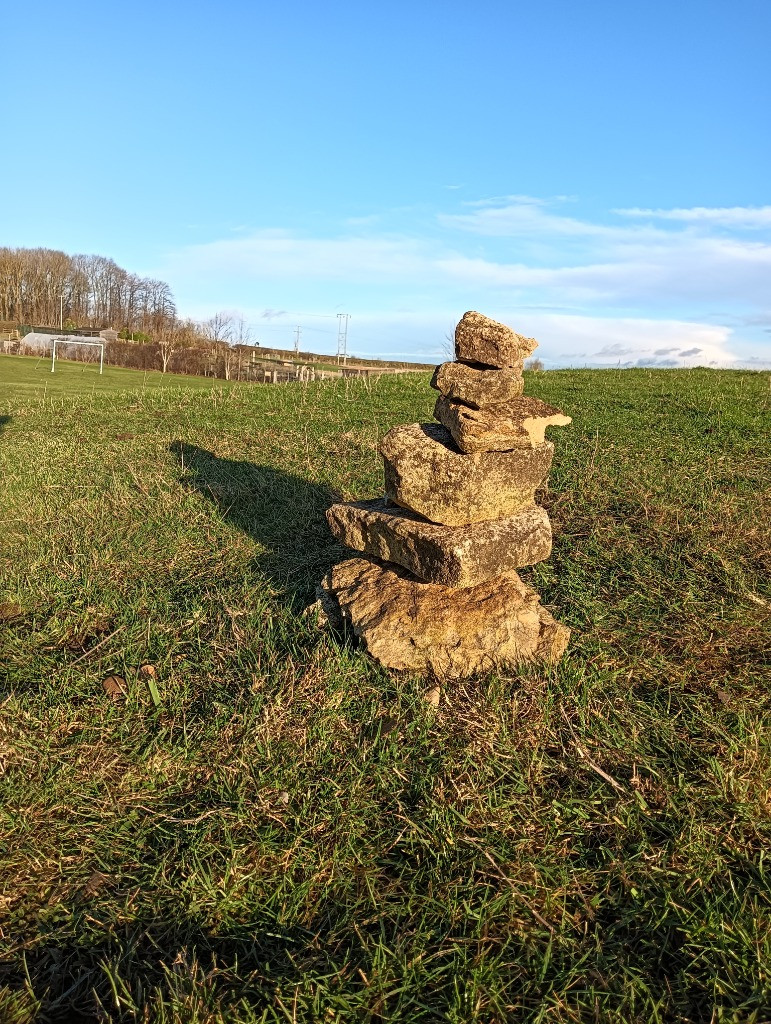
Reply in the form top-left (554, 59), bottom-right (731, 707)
top-left (0, 246), bottom-right (177, 334)
top-left (200, 313), bottom-right (237, 379)
top-left (156, 325), bottom-right (176, 373)
top-left (156, 319), bottom-right (197, 373)
top-left (202, 312), bottom-right (235, 344)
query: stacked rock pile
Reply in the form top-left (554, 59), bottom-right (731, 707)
top-left (318, 311), bottom-right (572, 678)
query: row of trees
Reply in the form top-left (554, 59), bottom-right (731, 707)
top-left (152, 312), bottom-right (256, 375)
top-left (0, 247), bottom-right (176, 334)
top-left (11, 302), bottom-right (265, 379)
top-left (106, 331), bottom-right (263, 380)
top-left (0, 247), bottom-right (271, 377)
top-left (25, 331), bottom-right (269, 381)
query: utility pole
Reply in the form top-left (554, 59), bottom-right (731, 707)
top-left (294, 325), bottom-right (301, 355)
top-left (336, 313), bottom-right (350, 364)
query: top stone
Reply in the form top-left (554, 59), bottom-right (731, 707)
top-left (455, 311), bottom-right (538, 371)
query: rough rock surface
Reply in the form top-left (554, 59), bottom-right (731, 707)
top-left (434, 395), bottom-right (572, 453)
top-left (430, 361), bottom-right (524, 407)
top-left (380, 422), bottom-right (553, 525)
top-left (455, 311), bottom-right (538, 370)
top-left (326, 498), bottom-right (552, 587)
top-left (319, 557), bottom-right (570, 676)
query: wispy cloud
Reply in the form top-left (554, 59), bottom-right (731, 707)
top-left (614, 205), bottom-right (771, 228)
top-left (169, 231), bottom-right (434, 283)
top-left (438, 195), bottom-right (624, 239)
top-left (518, 315), bottom-right (737, 368)
top-left (156, 194), bottom-right (771, 367)
top-left (435, 239), bottom-right (771, 307)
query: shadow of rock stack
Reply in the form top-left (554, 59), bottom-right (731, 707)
top-left (318, 311), bottom-right (572, 678)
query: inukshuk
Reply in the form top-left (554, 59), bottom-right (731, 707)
top-left (319, 311), bottom-right (572, 678)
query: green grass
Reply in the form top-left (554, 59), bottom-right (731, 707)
top-left (1, 353), bottom-right (242, 394)
top-left (1, 355), bottom-right (770, 1023)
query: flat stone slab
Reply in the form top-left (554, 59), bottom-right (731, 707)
top-left (319, 557), bottom-right (570, 677)
top-left (434, 395), bottom-right (571, 453)
top-left (326, 498), bottom-right (552, 587)
top-left (430, 361), bottom-right (524, 407)
top-left (380, 422), bottom-right (553, 526)
top-left (455, 311), bottom-right (538, 370)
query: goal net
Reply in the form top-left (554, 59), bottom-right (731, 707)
top-left (51, 337), bottom-right (105, 374)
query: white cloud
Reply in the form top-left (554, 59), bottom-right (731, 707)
top-left (511, 314), bottom-right (738, 368)
top-left (167, 231), bottom-right (436, 283)
top-left (155, 193), bottom-right (771, 368)
top-left (191, 306), bottom-right (745, 369)
top-left (435, 237), bottom-right (771, 308)
top-left (165, 229), bottom-right (771, 310)
top-left (438, 197), bottom-right (624, 239)
top-left (615, 205), bottom-right (771, 228)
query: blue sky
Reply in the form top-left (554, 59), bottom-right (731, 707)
top-left (3, 0), bottom-right (770, 366)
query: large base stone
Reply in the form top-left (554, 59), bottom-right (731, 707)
top-left (320, 557), bottom-right (570, 677)
top-left (326, 498), bottom-right (552, 587)
top-left (434, 394), bottom-right (572, 453)
top-left (380, 422), bottom-right (553, 526)
top-left (455, 311), bottom-right (538, 370)
top-left (430, 361), bottom-right (524, 407)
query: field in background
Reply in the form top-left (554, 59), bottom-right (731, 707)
top-left (1, 358), bottom-right (770, 1022)
top-left (0, 354), bottom-right (244, 395)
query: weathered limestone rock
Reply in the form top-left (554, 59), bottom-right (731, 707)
top-left (380, 422), bottom-right (553, 525)
top-left (320, 557), bottom-right (570, 677)
top-left (326, 498), bottom-right (552, 587)
top-left (434, 394), bottom-right (572, 453)
top-left (315, 309), bottom-right (572, 677)
top-left (455, 311), bottom-right (538, 370)
top-left (430, 361), bottom-right (524, 407)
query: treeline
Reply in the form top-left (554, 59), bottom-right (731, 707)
top-left (2, 246), bottom-right (432, 380)
top-left (106, 329), bottom-right (260, 379)
top-left (0, 246), bottom-right (176, 333)
top-left (18, 316), bottom-right (263, 380)
top-left (1, 247), bottom-right (264, 378)
top-left (61, 336), bottom-right (265, 380)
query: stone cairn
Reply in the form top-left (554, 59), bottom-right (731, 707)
top-left (318, 311), bottom-right (572, 678)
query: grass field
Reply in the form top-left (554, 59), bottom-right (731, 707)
top-left (1, 353), bottom-right (770, 1022)
top-left (1, 354), bottom-right (242, 395)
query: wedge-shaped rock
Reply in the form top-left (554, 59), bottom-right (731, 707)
top-left (434, 395), bottom-right (571, 453)
top-left (430, 361), bottom-right (524, 407)
top-left (380, 422), bottom-right (553, 526)
top-left (455, 311), bottom-right (538, 370)
top-left (320, 557), bottom-right (569, 677)
top-left (326, 498), bottom-right (552, 587)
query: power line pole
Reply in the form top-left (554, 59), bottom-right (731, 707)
top-left (336, 313), bottom-right (350, 364)
top-left (294, 325), bottom-right (301, 355)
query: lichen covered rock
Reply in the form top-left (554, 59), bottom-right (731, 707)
top-left (455, 311), bottom-right (538, 370)
top-left (430, 361), bottom-right (524, 407)
top-left (320, 557), bottom-right (570, 677)
top-left (326, 498), bottom-right (552, 587)
top-left (380, 422), bottom-right (553, 525)
top-left (434, 394), bottom-right (571, 453)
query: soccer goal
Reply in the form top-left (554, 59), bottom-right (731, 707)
top-left (51, 337), bottom-right (105, 374)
